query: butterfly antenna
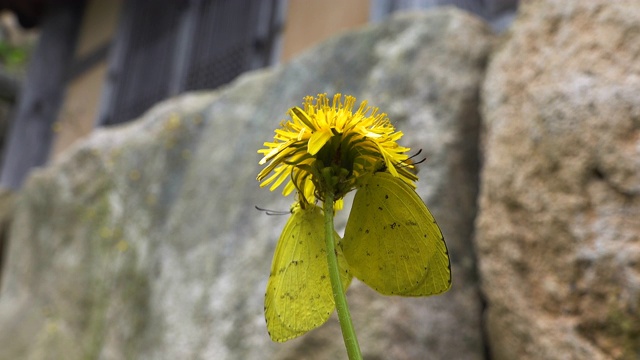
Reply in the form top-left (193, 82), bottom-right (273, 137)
top-left (408, 148), bottom-right (424, 161)
top-left (398, 149), bottom-right (426, 168)
top-left (411, 157), bottom-right (427, 166)
top-left (255, 205), bottom-right (290, 216)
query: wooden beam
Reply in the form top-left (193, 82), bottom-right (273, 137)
top-left (0, 2), bottom-right (85, 189)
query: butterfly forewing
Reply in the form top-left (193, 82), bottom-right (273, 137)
top-left (265, 204), bottom-right (352, 342)
top-left (342, 172), bottom-right (451, 296)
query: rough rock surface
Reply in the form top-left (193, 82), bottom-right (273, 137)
top-left (0, 9), bottom-right (493, 360)
top-left (477, 1), bottom-right (640, 359)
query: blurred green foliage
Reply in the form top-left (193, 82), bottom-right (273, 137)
top-left (0, 41), bottom-right (29, 71)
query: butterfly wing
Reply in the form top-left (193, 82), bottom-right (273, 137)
top-left (265, 204), bottom-right (352, 342)
top-left (342, 172), bottom-right (451, 296)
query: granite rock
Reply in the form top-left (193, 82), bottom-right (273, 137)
top-left (477, 1), bottom-right (640, 359)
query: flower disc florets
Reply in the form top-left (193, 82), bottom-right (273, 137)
top-left (257, 94), bottom-right (417, 205)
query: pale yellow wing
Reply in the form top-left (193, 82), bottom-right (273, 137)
top-left (265, 204), bottom-right (352, 342)
top-left (342, 172), bottom-right (451, 296)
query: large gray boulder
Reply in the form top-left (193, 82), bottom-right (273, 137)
top-left (0, 9), bottom-right (493, 360)
top-left (477, 1), bottom-right (640, 359)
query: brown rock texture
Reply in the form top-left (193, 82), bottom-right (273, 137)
top-left (477, 1), bottom-right (640, 359)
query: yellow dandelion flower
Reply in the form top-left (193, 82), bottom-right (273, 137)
top-left (257, 94), bottom-right (417, 204)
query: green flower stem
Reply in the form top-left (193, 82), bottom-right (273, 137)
top-left (323, 191), bottom-right (363, 360)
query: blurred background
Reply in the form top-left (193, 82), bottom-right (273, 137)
top-left (0, 0), bottom-right (517, 191)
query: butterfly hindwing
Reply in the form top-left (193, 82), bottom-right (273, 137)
top-left (265, 204), bottom-right (351, 342)
top-left (342, 172), bottom-right (451, 296)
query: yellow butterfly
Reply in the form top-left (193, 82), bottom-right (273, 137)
top-left (265, 202), bottom-right (352, 342)
top-left (342, 171), bottom-right (451, 296)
